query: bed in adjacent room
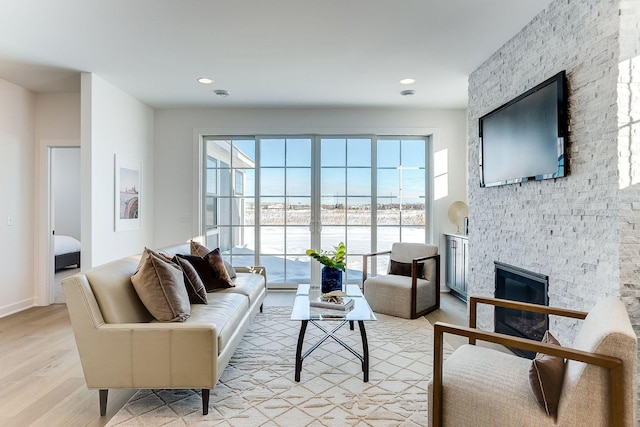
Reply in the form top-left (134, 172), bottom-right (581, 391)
top-left (55, 235), bottom-right (81, 271)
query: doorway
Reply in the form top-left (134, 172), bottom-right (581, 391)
top-left (50, 147), bottom-right (81, 303)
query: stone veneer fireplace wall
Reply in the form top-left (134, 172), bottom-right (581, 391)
top-left (467, 0), bottom-right (639, 411)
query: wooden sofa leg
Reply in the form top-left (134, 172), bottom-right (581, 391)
top-left (260, 303), bottom-right (263, 313)
top-left (99, 389), bottom-right (108, 416)
top-left (202, 389), bottom-right (210, 415)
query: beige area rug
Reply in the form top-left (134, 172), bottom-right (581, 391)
top-left (106, 307), bottom-right (453, 427)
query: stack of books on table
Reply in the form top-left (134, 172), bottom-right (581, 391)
top-left (310, 296), bottom-right (354, 311)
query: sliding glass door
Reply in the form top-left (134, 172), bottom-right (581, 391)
top-left (203, 138), bottom-right (256, 268)
top-left (319, 137), bottom-right (372, 283)
top-left (259, 137), bottom-right (313, 284)
top-left (202, 135), bottom-right (429, 287)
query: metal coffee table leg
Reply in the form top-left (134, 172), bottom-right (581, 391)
top-left (295, 320), bottom-right (308, 382)
top-left (358, 320), bottom-right (369, 382)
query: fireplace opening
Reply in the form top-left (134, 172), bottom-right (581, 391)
top-left (494, 261), bottom-right (549, 359)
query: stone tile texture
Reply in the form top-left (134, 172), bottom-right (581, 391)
top-left (467, 0), bottom-right (640, 419)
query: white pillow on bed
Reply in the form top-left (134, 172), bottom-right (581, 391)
top-left (54, 235), bottom-right (81, 256)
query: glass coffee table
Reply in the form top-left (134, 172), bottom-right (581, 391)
top-left (291, 284), bottom-right (377, 382)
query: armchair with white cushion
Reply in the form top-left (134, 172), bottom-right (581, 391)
top-left (362, 242), bottom-right (440, 319)
top-left (429, 296), bottom-right (637, 427)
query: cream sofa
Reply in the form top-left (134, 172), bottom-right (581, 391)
top-left (62, 243), bottom-right (267, 416)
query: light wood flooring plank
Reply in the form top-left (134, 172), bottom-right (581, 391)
top-left (0, 304), bottom-right (122, 427)
top-left (0, 291), bottom-right (472, 426)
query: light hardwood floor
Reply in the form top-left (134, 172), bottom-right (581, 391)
top-left (0, 303), bottom-right (134, 427)
top-left (0, 291), bottom-right (470, 426)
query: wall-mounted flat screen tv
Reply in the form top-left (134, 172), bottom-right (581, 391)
top-left (479, 70), bottom-right (568, 187)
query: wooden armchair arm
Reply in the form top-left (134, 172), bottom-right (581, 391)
top-left (410, 254), bottom-right (440, 318)
top-left (411, 253), bottom-right (440, 280)
top-left (363, 250), bottom-right (392, 258)
top-left (361, 251), bottom-right (438, 282)
top-left (468, 296), bottom-right (587, 344)
top-left (432, 321), bottom-right (624, 427)
top-left (362, 250), bottom-right (391, 284)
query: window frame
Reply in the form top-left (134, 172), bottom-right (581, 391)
top-left (198, 134), bottom-right (433, 287)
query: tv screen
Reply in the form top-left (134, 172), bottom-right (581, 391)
top-left (479, 71), bottom-right (567, 187)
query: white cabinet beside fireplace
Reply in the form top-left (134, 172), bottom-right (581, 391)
top-left (444, 233), bottom-right (468, 302)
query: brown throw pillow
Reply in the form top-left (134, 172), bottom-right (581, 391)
top-left (389, 259), bottom-right (423, 278)
top-left (190, 240), bottom-right (237, 278)
top-left (190, 240), bottom-right (210, 257)
top-left (144, 249), bottom-right (207, 304)
top-left (529, 331), bottom-right (565, 417)
top-left (131, 248), bottom-right (191, 322)
top-left (178, 248), bottom-right (235, 292)
top-left (157, 251), bottom-right (174, 263)
top-left (173, 256), bottom-right (208, 304)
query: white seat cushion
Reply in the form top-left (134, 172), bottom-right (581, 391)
top-left (431, 344), bottom-right (552, 427)
top-left (161, 293), bottom-right (249, 355)
top-left (214, 272), bottom-right (266, 306)
top-left (364, 274), bottom-right (435, 319)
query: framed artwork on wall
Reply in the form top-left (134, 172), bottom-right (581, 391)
top-left (115, 154), bottom-right (142, 231)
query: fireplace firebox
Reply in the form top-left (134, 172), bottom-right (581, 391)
top-left (494, 261), bottom-right (549, 359)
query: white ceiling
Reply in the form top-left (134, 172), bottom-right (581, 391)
top-left (0, 0), bottom-right (553, 109)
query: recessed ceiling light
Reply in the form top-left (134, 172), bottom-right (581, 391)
top-left (401, 90), bottom-right (416, 97)
top-left (399, 78), bottom-right (416, 85)
top-left (214, 89), bottom-right (230, 97)
top-left (197, 77), bottom-right (214, 84)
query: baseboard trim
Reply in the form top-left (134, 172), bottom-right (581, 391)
top-left (0, 298), bottom-right (36, 319)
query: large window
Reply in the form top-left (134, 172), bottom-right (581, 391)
top-left (203, 139), bottom-right (256, 268)
top-left (202, 135), bottom-right (430, 287)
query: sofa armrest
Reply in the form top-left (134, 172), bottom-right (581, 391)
top-left (78, 322), bottom-right (219, 389)
top-left (431, 321), bottom-right (624, 427)
top-left (234, 265), bottom-right (267, 282)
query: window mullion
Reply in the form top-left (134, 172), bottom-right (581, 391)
top-left (255, 137), bottom-right (262, 267)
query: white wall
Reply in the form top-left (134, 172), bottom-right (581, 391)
top-left (153, 107), bottom-right (468, 280)
top-left (51, 147), bottom-right (81, 239)
top-left (81, 73), bottom-right (155, 267)
top-left (0, 78), bottom-right (36, 316)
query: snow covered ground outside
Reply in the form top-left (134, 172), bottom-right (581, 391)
top-left (218, 207), bottom-right (427, 285)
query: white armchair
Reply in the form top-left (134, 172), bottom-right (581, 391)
top-left (362, 242), bottom-right (440, 319)
top-left (429, 297), bottom-right (637, 427)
